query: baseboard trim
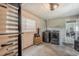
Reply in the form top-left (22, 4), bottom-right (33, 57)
top-left (22, 44), bottom-right (34, 51)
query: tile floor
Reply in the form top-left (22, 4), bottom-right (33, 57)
top-left (22, 43), bottom-right (79, 56)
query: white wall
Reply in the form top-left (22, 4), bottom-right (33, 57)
top-left (47, 19), bottom-right (65, 28)
top-left (40, 20), bottom-right (46, 36)
top-left (22, 10), bottom-right (45, 49)
top-left (46, 15), bottom-right (79, 45)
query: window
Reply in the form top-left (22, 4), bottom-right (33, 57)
top-left (22, 17), bottom-right (36, 32)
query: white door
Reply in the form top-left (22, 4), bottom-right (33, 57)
top-left (65, 22), bottom-right (76, 44)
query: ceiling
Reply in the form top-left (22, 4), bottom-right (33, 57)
top-left (22, 3), bottom-right (79, 20)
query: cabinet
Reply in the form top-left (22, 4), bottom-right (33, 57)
top-left (0, 4), bottom-right (18, 56)
top-left (42, 31), bottom-right (51, 43)
top-left (50, 31), bottom-right (59, 45)
top-left (0, 5), bottom-right (7, 33)
top-left (74, 40), bottom-right (79, 52)
top-left (33, 36), bottom-right (42, 45)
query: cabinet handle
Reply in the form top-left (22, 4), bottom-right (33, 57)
top-left (1, 43), bottom-right (13, 47)
top-left (0, 5), bottom-right (7, 8)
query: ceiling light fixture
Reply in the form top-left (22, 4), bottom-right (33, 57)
top-left (50, 3), bottom-right (59, 10)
